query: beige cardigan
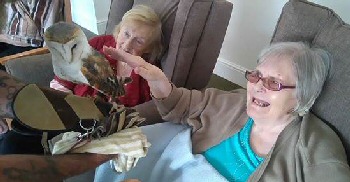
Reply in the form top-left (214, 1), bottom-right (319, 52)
top-left (154, 87), bottom-right (350, 181)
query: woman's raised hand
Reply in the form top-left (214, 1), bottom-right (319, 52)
top-left (103, 46), bottom-right (172, 99)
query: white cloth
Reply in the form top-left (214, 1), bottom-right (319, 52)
top-left (50, 127), bottom-right (150, 172)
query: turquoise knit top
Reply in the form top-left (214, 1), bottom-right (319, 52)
top-left (203, 118), bottom-right (264, 182)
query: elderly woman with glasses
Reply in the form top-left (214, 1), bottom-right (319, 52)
top-left (103, 42), bottom-right (350, 181)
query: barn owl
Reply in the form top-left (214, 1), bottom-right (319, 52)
top-left (44, 22), bottom-right (130, 98)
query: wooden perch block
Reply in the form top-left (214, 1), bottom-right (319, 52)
top-left (0, 47), bottom-right (50, 65)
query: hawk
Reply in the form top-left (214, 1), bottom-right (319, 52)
top-left (44, 22), bottom-right (131, 99)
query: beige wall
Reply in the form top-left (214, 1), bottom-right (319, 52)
top-left (215, 0), bottom-right (350, 88)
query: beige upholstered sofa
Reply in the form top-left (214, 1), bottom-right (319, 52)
top-left (4, 0), bottom-right (233, 124)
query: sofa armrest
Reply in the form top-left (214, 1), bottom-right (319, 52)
top-left (0, 47), bottom-right (50, 65)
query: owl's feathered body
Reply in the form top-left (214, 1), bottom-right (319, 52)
top-left (44, 22), bottom-right (130, 98)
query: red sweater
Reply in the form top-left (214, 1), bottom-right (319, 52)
top-left (54, 35), bottom-right (151, 107)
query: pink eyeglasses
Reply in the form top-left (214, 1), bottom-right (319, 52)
top-left (245, 70), bottom-right (296, 91)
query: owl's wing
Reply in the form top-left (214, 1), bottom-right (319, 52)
top-left (81, 50), bottom-right (132, 98)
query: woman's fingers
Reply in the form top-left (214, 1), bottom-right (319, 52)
top-left (103, 46), bottom-right (122, 61)
top-left (102, 46), bottom-right (168, 83)
top-left (135, 64), bottom-right (166, 81)
top-left (103, 46), bottom-right (145, 68)
top-left (134, 66), bottom-right (152, 80)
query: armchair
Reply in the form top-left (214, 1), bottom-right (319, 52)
top-left (271, 0), bottom-right (350, 164)
top-left (3, 0), bottom-right (233, 124)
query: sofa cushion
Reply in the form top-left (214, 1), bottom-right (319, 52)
top-left (271, 0), bottom-right (350, 163)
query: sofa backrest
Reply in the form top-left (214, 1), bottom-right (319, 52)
top-left (271, 0), bottom-right (350, 163)
top-left (106, 0), bottom-right (233, 89)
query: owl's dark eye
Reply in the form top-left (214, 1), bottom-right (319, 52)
top-left (71, 43), bottom-right (77, 50)
top-left (71, 44), bottom-right (77, 54)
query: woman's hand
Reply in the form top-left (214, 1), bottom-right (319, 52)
top-left (116, 61), bottom-right (133, 77)
top-left (103, 46), bottom-right (172, 99)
